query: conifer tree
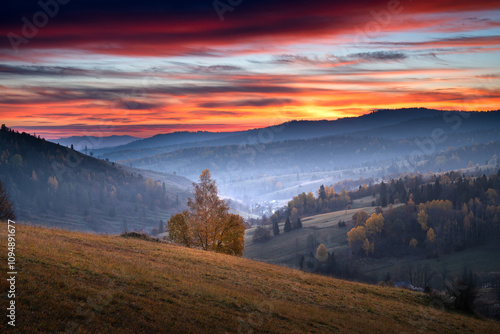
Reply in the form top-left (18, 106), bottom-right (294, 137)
top-left (272, 216), bottom-right (280, 236)
top-left (284, 217), bottom-right (292, 232)
top-left (380, 181), bottom-right (388, 207)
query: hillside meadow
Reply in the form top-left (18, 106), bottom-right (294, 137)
top-left (244, 198), bottom-right (384, 266)
top-left (1, 224), bottom-right (499, 333)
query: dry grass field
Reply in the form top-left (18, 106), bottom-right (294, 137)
top-left (1, 224), bottom-right (499, 333)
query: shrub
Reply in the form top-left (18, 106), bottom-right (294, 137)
top-left (253, 226), bottom-right (271, 242)
top-left (121, 232), bottom-right (162, 243)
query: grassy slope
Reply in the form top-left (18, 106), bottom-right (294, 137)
top-left (1, 225), bottom-right (499, 333)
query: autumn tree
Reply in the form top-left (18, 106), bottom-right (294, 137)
top-left (426, 228), bottom-right (436, 243)
top-left (363, 238), bottom-right (374, 255)
top-left (347, 226), bottom-right (366, 252)
top-left (305, 192), bottom-right (316, 214)
top-left (48, 176), bottom-right (59, 192)
top-left (315, 243), bottom-right (329, 262)
top-left (417, 209), bottom-right (429, 231)
top-left (352, 210), bottom-right (368, 227)
top-left (166, 170), bottom-right (245, 256)
top-left (0, 179), bottom-right (16, 221)
top-left (409, 238), bottom-right (418, 248)
top-left (486, 188), bottom-right (498, 205)
top-left (166, 211), bottom-right (191, 246)
top-left (365, 213), bottom-right (384, 236)
top-left (213, 213), bottom-right (246, 255)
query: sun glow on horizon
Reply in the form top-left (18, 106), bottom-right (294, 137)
top-left (1, 1), bottom-right (499, 139)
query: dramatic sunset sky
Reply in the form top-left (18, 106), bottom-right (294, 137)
top-left (1, 0), bottom-right (499, 139)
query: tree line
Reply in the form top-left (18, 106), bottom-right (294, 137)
top-left (346, 170), bottom-right (500, 257)
top-left (256, 168), bottom-right (500, 258)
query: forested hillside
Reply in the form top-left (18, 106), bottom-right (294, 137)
top-left (0, 125), bottom-right (191, 233)
top-left (352, 171), bottom-right (500, 258)
top-left (276, 170), bottom-right (500, 257)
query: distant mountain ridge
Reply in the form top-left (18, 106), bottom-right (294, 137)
top-left (51, 135), bottom-right (138, 150)
top-left (107, 108), bottom-right (446, 152)
top-left (98, 108), bottom-right (500, 162)
top-left (108, 131), bottom-right (241, 151)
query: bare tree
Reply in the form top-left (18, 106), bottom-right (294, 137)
top-left (406, 263), bottom-right (436, 287)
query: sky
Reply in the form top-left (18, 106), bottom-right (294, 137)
top-left (0, 0), bottom-right (499, 139)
